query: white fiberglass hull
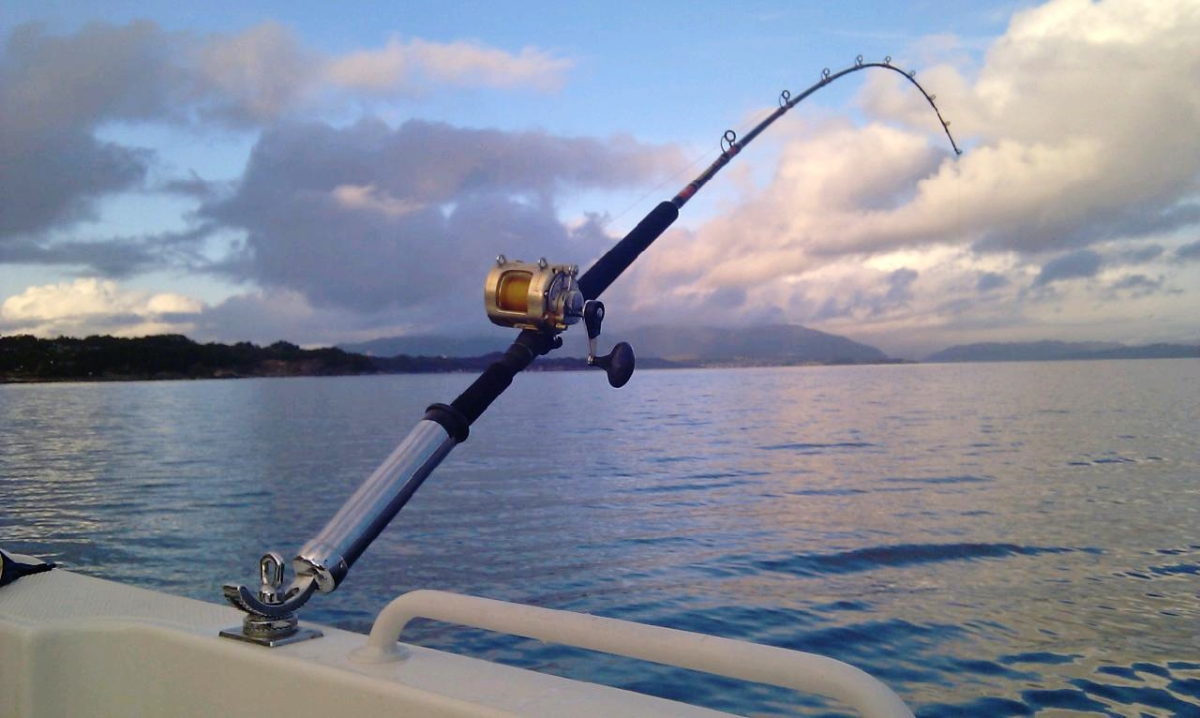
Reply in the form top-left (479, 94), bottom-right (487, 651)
top-left (0, 567), bottom-right (911, 717)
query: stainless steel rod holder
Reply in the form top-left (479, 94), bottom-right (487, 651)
top-left (295, 419), bottom-right (458, 593)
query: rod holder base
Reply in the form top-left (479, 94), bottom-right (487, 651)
top-left (220, 613), bottom-right (323, 648)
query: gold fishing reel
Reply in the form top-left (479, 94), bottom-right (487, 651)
top-left (484, 256), bottom-right (584, 332)
top-left (483, 254), bottom-right (635, 387)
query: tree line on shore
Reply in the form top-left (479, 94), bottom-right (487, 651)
top-left (0, 333), bottom-right (637, 383)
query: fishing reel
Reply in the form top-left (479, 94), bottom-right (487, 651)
top-left (484, 255), bottom-right (634, 387)
top-left (485, 256), bottom-right (583, 331)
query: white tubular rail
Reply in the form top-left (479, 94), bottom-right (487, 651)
top-left (353, 590), bottom-right (914, 718)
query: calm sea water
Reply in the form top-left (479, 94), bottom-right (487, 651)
top-left (2, 361), bottom-right (1198, 716)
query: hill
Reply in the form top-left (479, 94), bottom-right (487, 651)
top-left (345, 324), bottom-right (889, 366)
top-left (619, 324), bottom-right (888, 365)
top-left (0, 334), bottom-right (687, 383)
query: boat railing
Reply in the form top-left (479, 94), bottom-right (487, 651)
top-left (352, 589), bottom-right (915, 718)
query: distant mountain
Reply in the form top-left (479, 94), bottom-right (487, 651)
top-left (620, 324), bottom-right (888, 365)
top-left (1081, 343), bottom-right (1200, 360)
top-left (344, 324), bottom-right (889, 365)
top-left (925, 341), bottom-right (1198, 363)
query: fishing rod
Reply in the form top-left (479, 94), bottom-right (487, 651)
top-left (221, 56), bottom-right (962, 646)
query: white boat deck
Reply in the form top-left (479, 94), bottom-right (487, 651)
top-left (1, 568), bottom-right (911, 717)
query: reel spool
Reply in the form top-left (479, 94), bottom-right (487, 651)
top-left (484, 256), bottom-right (584, 332)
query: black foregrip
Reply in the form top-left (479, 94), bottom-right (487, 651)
top-left (578, 201), bottom-right (679, 300)
top-left (424, 403), bottom-right (471, 442)
top-left (450, 330), bottom-right (554, 425)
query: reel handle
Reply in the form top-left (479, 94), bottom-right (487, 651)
top-left (590, 341), bottom-right (635, 388)
top-left (583, 300), bottom-right (635, 388)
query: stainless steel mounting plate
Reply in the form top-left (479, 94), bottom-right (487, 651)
top-left (219, 625), bottom-right (324, 647)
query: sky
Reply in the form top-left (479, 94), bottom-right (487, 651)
top-left (1, 0), bottom-right (1198, 358)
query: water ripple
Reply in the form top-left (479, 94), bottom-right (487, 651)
top-left (753, 542), bottom-right (1094, 577)
top-left (760, 441), bottom-right (876, 451)
top-left (881, 475), bottom-right (994, 485)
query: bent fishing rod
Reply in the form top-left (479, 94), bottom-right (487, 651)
top-left (221, 56), bottom-right (962, 645)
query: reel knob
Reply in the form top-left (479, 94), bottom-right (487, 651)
top-left (582, 300), bottom-right (635, 387)
top-left (591, 341), bottom-right (635, 388)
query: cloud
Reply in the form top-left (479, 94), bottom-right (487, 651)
top-left (190, 21), bottom-right (322, 124)
top-left (1034, 249), bottom-right (1103, 286)
top-left (327, 37), bottom-right (572, 94)
top-left (0, 239), bottom-right (155, 278)
top-left (0, 26), bottom-right (146, 236)
top-left (1113, 243), bottom-right (1165, 265)
top-left (976, 271), bottom-right (1009, 292)
top-left (851, 0), bottom-right (1200, 255)
top-left (780, 266), bottom-right (924, 323)
top-left (0, 278), bottom-right (203, 337)
top-left (1176, 239), bottom-right (1200, 262)
top-left (1105, 273), bottom-right (1166, 298)
top-left (0, 20), bottom-right (576, 243)
top-left (0, 280), bottom-right (388, 345)
top-left (884, 267), bottom-right (919, 305)
top-left (192, 290), bottom-right (361, 345)
top-left (632, 121), bottom-right (946, 293)
top-left (331, 184), bottom-right (424, 218)
top-left (0, 224), bottom-right (217, 278)
top-left (197, 118), bottom-right (683, 319)
top-left (0, 21), bottom-right (204, 240)
top-left (643, 0), bottom-right (1199, 281)
top-left (160, 172), bottom-right (223, 200)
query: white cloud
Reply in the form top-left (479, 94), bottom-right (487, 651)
top-left (853, 0), bottom-right (1200, 253)
top-left (0, 278), bottom-right (203, 338)
top-left (326, 37), bottom-right (572, 94)
top-left (191, 21), bottom-right (321, 123)
top-left (331, 184), bottom-right (425, 218)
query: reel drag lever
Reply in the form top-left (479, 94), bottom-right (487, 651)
top-left (583, 300), bottom-right (635, 388)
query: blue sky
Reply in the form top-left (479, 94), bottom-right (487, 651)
top-left (2, 0), bottom-right (1198, 357)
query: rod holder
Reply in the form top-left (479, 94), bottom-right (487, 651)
top-left (221, 417), bottom-right (460, 643)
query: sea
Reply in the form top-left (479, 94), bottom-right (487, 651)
top-left (2, 360), bottom-right (1198, 716)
